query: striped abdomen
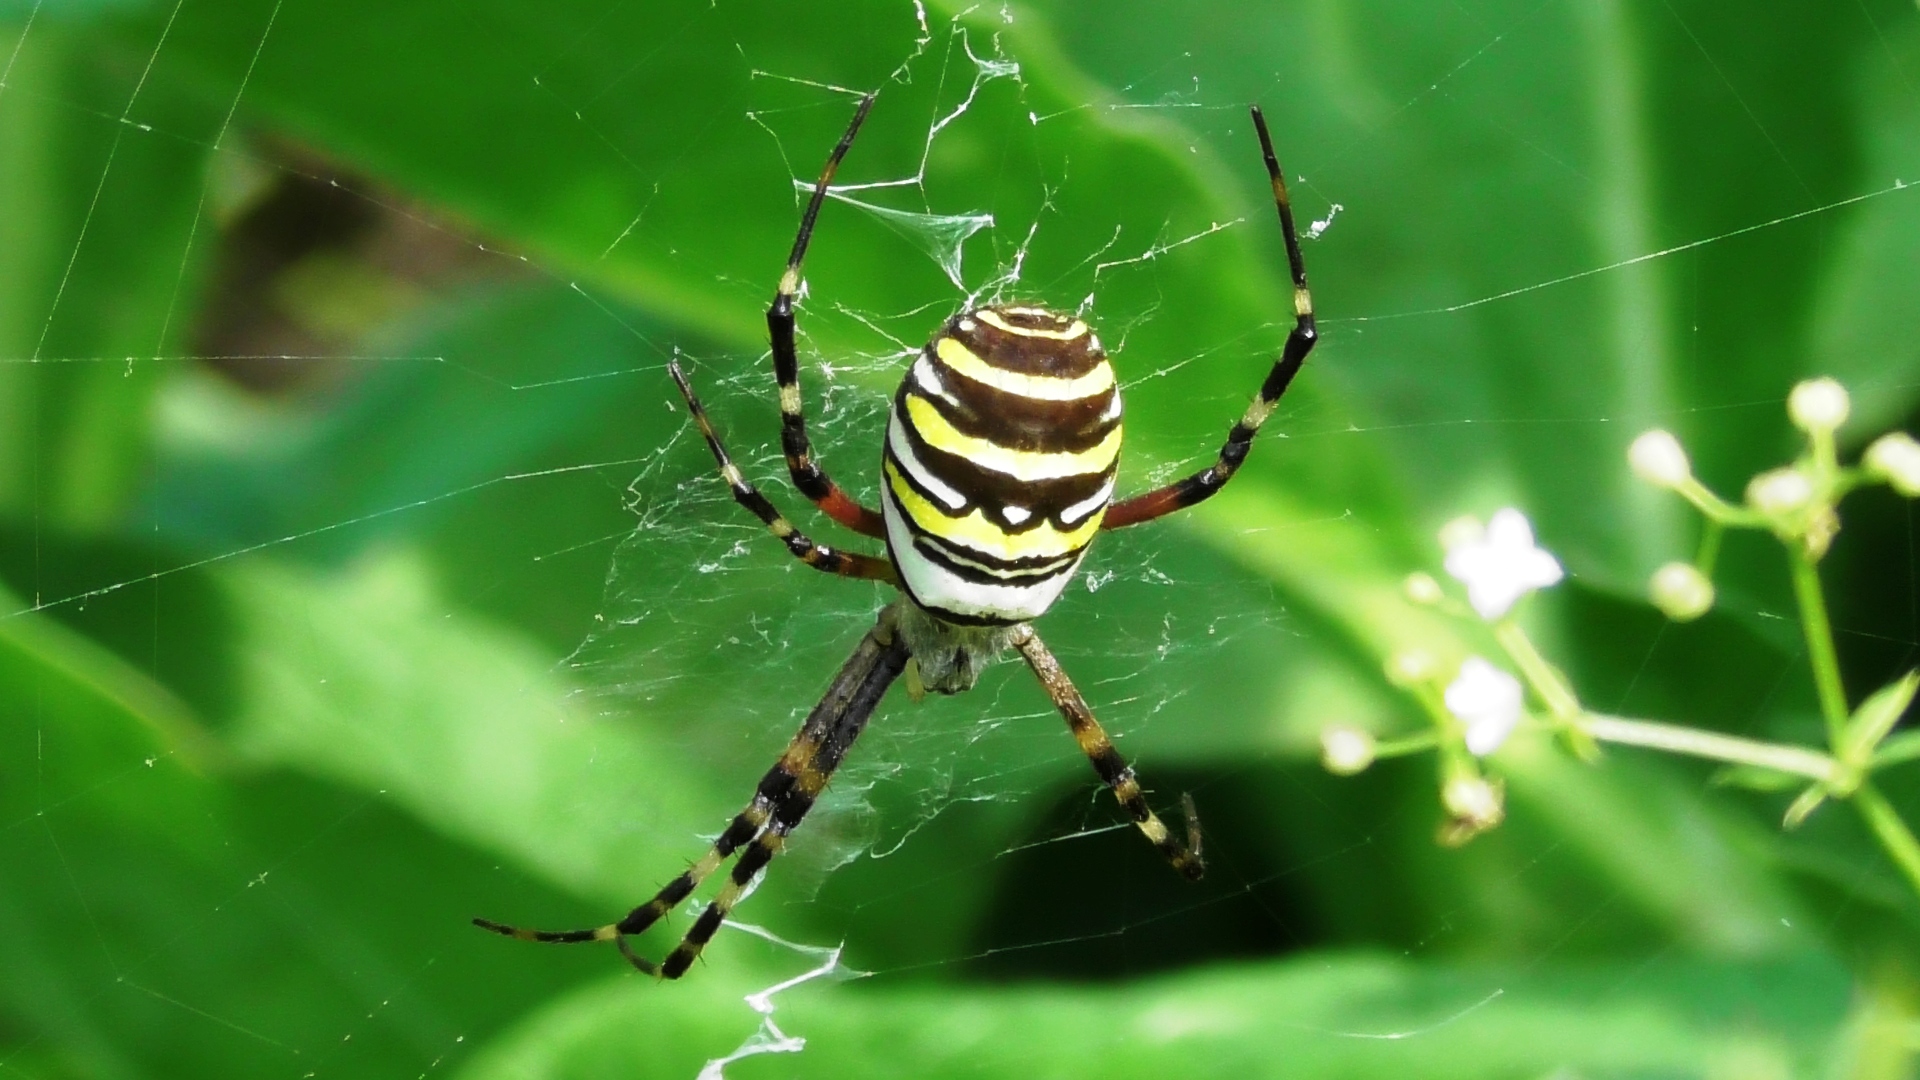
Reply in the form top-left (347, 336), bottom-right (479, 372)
top-left (881, 305), bottom-right (1120, 626)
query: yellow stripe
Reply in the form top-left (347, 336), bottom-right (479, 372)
top-left (934, 337), bottom-right (1114, 401)
top-left (977, 308), bottom-right (1089, 341)
top-left (905, 393), bottom-right (1120, 481)
top-left (886, 460), bottom-right (1103, 561)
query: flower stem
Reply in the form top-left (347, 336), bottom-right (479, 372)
top-left (1374, 730), bottom-right (1442, 759)
top-left (1854, 782), bottom-right (1920, 899)
top-left (1694, 519), bottom-right (1724, 576)
top-left (1788, 547), bottom-right (1850, 745)
top-left (1580, 713), bottom-right (1841, 782)
top-left (1675, 478), bottom-right (1764, 527)
top-left (1495, 621), bottom-right (1581, 719)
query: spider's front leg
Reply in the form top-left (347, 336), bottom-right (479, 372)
top-left (1009, 624), bottom-right (1205, 880)
top-left (767, 92), bottom-right (889, 540)
top-left (669, 359), bottom-right (897, 584)
top-left (1103, 104), bottom-right (1317, 530)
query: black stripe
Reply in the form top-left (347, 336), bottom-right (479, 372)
top-left (1088, 746), bottom-right (1130, 789)
top-left (918, 533), bottom-right (1081, 580)
top-left (883, 482), bottom-right (1090, 578)
top-left (893, 392), bottom-right (1116, 526)
top-left (682, 904), bottom-right (727, 950)
top-left (910, 358), bottom-right (1119, 454)
top-left (766, 783), bottom-right (817, 828)
top-left (920, 346), bottom-right (1119, 452)
top-left (943, 308), bottom-right (1106, 378)
top-left (730, 834), bottom-right (780, 885)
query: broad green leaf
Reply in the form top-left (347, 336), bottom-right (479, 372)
top-left (0, 21), bottom-right (216, 529)
top-left (457, 951), bottom-right (1851, 1080)
top-left (0, 576), bottom-right (612, 1078)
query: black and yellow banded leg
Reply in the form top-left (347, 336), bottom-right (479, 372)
top-left (767, 92), bottom-right (889, 541)
top-left (1008, 624), bottom-right (1206, 880)
top-left (1104, 103), bottom-right (1317, 531)
top-left (668, 359), bottom-right (898, 585)
top-left (476, 610), bottom-right (912, 977)
top-left (659, 614), bottom-right (910, 977)
top-left (472, 795), bottom-right (772, 972)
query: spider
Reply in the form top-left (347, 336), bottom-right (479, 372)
top-left (476, 95), bottom-right (1317, 978)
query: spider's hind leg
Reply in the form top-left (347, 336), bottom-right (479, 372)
top-left (473, 794), bottom-right (776, 974)
top-left (475, 607), bottom-right (912, 978)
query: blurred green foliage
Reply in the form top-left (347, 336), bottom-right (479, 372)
top-left (2, 0), bottom-right (1918, 1076)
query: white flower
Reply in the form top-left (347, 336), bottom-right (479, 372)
top-left (1865, 432), bottom-right (1920, 497)
top-left (1320, 726), bottom-right (1376, 775)
top-left (1445, 656), bottom-right (1524, 756)
top-left (1442, 508), bottom-right (1565, 620)
top-left (1787, 377), bottom-right (1850, 434)
top-left (1648, 562), bottom-right (1715, 622)
top-left (1746, 467), bottom-right (1814, 515)
top-left (1628, 430), bottom-right (1691, 488)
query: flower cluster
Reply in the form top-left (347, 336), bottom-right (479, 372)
top-left (1311, 376), bottom-right (1920, 893)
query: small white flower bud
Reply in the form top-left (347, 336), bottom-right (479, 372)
top-left (1437, 515), bottom-right (1483, 555)
top-left (1403, 572), bottom-right (1444, 606)
top-left (1439, 773), bottom-right (1506, 845)
top-left (1865, 432), bottom-right (1920, 497)
top-left (1442, 773), bottom-right (1504, 826)
top-left (1386, 649), bottom-right (1439, 687)
top-left (1628, 430), bottom-right (1691, 488)
top-left (1746, 467), bottom-right (1814, 515)
top-left (1649, 562), bottom-right (1714, 622)
top-left (1320, 726), bottom-right (1376, 775)
top-left (1787, 377), bottom-right (1850, 434)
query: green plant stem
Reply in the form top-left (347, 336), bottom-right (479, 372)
top-left (1374, 730), bottom-right (1441, 758)
top-left (1854, 782), bottom-right (1920, 899)
top-left (1580, 713), bottom-right (1841, 782)
top-left (1495, 621), bottom-right (1580, 719)
top-left (1788, 548), bottom-right (1850, 746)
top-left (1675, 477), bottom-right (1764, 527)
top-left (1694, 519), bottom-right (1724, 576)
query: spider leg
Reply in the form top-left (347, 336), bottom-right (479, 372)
top-left (1103, 104), bottom-right (1317, 530)
top-left (1009, 624), bottom-right (1205, 880)
top-left (766, 93), bottom-right (889, 540)
top-left (658, 616), bottom-right (907, 977)
top-left (476, 610), bottom-right (911, 977)
top-left (670, 359), bottom-right (897, 585)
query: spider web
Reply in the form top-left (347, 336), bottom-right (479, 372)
top-left (1, 0), bottom-right (1917, 1077)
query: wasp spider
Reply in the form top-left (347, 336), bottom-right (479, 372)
top-left (476, 96), bottom-right (1317, 978)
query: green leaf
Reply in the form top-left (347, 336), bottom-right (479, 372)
top-left (0, 21), bottom-right (220, 530)
top-left (457, 951), bottom-right (1851, 1080)
top-left (1711, 762), bottom-right (1807, 793)
top-left (1873, 729), bottom-right (1920, 773)
top-left (1842, 670), bottom-right (1920, 768)
top-left (0, 575), bottom-right (615, 1078)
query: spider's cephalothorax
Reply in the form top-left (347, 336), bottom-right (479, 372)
top-left (478, 95), bottom-right (1318, 979)
top-left (883, 305), bottom-right (1120, 631)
